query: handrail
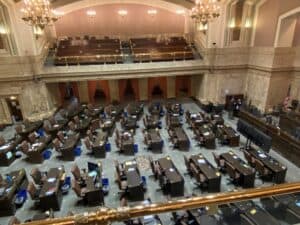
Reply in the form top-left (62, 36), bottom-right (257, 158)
top-left (21, 182), bottom-right (300, 225)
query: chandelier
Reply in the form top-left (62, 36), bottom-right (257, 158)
top-left (21, 0), bottom-right (58, 30)
top-left (191, 0), bottom-right (221, 24)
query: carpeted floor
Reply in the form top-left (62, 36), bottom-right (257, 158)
top-left (0, 99), bottom-right (298, 225)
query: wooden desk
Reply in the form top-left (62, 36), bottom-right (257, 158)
top-left (0, 141), bottom-right (16, 166)
top-left (0, 169), bottom-right (28, 216)
top-left (26, 142), bottom-right (47, 164)
top-left (239, 109), bottom-right (300, 166)
top-left (155, 157), bottom-right (184, 197)
top-left (39, 167), bottom-right (64, 211)
top-left (145, 129), bottom-right (163, 152)
top-left (216, 125), bottom-right (240, 147)
top-left (144, 115), bottom-right (161, 130)
top-left (220, 151), bottom-right (255, 188)
top-left (60, 134), bottom-right (80, 161)
top-left (189, 154), bottom-right (221, 192)
top-left (92, 131), bottom-right (108, 158)
top-left (122, 117), bottom-right (138, 131)
top-left (194, 125), bottom-right (216, 149)
top-left (166, 114), bottom-right (182, 128)
top-left (100, 118), bottom-right (115, 136)
top-left (169, 127), bottom-right (190, 151)
top-left (84, 175), bottom-right (104, 205)
top-left (247, 148), bottom-right (287, 184)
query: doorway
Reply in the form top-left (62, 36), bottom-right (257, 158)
top-left (5, 96), bottom-right (23, 122)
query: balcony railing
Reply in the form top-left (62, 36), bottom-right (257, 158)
top-left (20, 182), bottom-right (300, 225)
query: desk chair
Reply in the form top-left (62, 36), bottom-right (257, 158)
top-left (30, 168), bottom-right (46, 185)
top-left (72, 179), bottom-right (86, 200)
top-left (52, 138), bottom-right (62, 152)
top-left (90, 119), bottom-right (100, 133)
top-left (20, 141), bottom-right (30, 155)
top-left (243, 150), bottom-right (255, 167)
top-left (226, 162), bottom-right (240, 185)
top-left (15, 125), bottom-right (23, 134)
top-left (28, 133), bottom-right (37, 144)
top-left (212, 152), bottom-right (225, 170)
top-left (86, 130), bottom-right (94, 141)
top-left (255, 159), bottom-right (270, 182)
top-left (0, 136), bottom-right (5, 146)
top-left (68, 121), bottom-right (76, 132)
top-left (27, 182), bottom-right (40, 208)
top-left (71, 164), bottom-right (82, 181)
top-left (57, 131), bottom-right (65, 143)
top-left (8, 216), bottom-right (20, 225)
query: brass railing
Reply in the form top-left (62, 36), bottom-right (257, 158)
top-left (21, 182), bottom-right (300, 225)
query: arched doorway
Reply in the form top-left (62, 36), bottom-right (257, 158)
top-left (119, 79), bottom-right (139, 102)
top-left (148, 77), bottom-right (167, 100)
top-left (88, 80), bottom-right (110, 104)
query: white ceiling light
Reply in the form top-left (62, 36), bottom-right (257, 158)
top-left (176, 9), bottom-right (185, 15)
top-left (118, 10), bottom-right (128, 16)
top-left (86, 10), bottom-right (96, 17)
top-left (147, 9), bottom-right (157, 15)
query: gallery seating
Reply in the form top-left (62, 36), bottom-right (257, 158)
top-left (54, 37), bottom-right (123, 66)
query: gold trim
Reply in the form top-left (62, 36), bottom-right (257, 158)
top-left (21, 182), bottom-right (300, 225)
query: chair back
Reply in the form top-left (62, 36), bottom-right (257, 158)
top-left (225, 162), bottom-right (236, 179)
top-left (57, 131), bottom-right (65, 142)
top-left (71, 164), bottom-right (81, 180)
top-left (68, 121), bottom-right (76, 131)
top-left (243, 151), bottom-right (252, 164)
top-left (27, 182), bottom-right (37, 199)
top-left (28, 132), bottom-right (36, 143)
top-left (15, 125), bottom-right (23, 134)
top-left (0, 136), bottom-right (5, 146)
top-left (72, 179), bottom-right (82, 197)
top-left (255, 159), bottom-right (266, 175)
top-left (84, 137), bottom-right (92, 150)
top-left (73, 116), bottom-right (80, 124)
top-left (52, 138), bottom-right (61, 151)
top-left (212, 152), bottom-right (220, 167)
top-left (20, 141), bottom-right (29, 154)
top-left (30, 168), bottom-right (42, 184)
top-left (90, 119), bottom-right (100, 131)
top-left (86, 130), bottom-right (93, 141)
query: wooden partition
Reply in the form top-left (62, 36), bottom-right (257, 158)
top-left (175, 76), bottom-right (191, 97)
top-left (119, 79), bottom-right (139, 102)
top-left (148, 77), bottom-right (167, 100)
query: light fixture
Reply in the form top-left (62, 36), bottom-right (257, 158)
top-left (147, 9), bottom-right (157, 15)
top-left (0, 25), bottom-right (7, 34)
top-left (198, 23), bottom-right (208, 31)
top-left (118, 10), bottom-right (128, 17)
top-left (191, 0), bottom-right (221, 25)
top-left (52, 10), bottom-right (65, 16)
top-left (21, 0), bottom-right (58, 30)
top-left (176, 9), bottom-right (185, 15)
top-left (245, 18), bottom-right (252, 28)
top-left (229, 18), bottom-right (235, 28)
top-left (86, 10), bottom-right (96, 17)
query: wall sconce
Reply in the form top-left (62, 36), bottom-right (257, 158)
top-left (245, 18), bottom-right (252, 28)
top-left (147, 9), bottom-right (157, 16)
top-left (229, 18), bottom-right (235, 28)
top-left (86, 10), bottom-right (96, 17)
top-left (118, 10), bottom-right (128, 17)
top-left (176, 9), bottom-right (185, 15)
top-left (0, 25), bottom-right (7, 34)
